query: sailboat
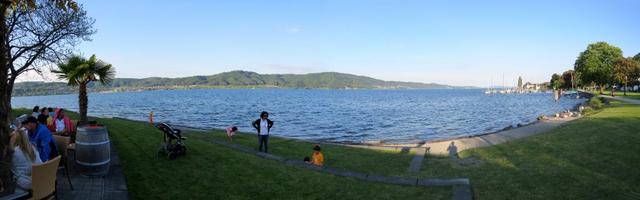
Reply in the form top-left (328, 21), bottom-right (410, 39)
top-left (484, 76), bottom-right (496, 94)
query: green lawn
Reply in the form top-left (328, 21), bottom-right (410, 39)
top-left (418, 101), bottom-right (640, 199)
top-left (11, 100), bottom-right (640, 199)
top-left (190, 129), bottom-right (418, 177)
top-left (10, 109), bottom-right (450, 200)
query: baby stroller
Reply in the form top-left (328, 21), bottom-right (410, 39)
top-left (154, 123), bottom-right (187, 160)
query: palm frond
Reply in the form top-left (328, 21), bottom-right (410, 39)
top-left (52, 54), bottom-right (115, 86)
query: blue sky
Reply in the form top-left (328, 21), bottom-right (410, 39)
top-left (47, 0), bottom-right (640, 86)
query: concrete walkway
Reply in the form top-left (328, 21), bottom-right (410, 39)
top-left (408, 147), bottom-right (428, 172)
top-left (425, 118), bottom-right (576, 155)
top-left (330, 117), bottom-right (578, 156)
top-left (599, 95), bottom-right (640, 105)
top-left (425, 94), bottom-right (640, 156)
top-left (57, 143), bottom-right (129, 200)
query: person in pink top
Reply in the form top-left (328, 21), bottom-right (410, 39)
top-left (50, 108), bottom-right (75, 137)
top-left (226, 126), bottom-right (238, 142)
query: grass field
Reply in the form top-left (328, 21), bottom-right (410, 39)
top-left (419, 101), bottom-right (640, 199)
top-left (11, 109), bottom-right (451, 200)
top-left (10, 100), bottom-right (640, 199)
top-left (193, 129), bottom-right (419, 177)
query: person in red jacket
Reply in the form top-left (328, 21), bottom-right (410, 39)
top-left (50, 108), bottom-right (75, 136)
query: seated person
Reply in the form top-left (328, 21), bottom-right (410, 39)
top-left (31, 106), bottom-right (40, 118)
top-left (50, 108), bottom-right (75, 136)
top-left (39, 107), bottom-right (53, 126)
top-left (11, 130), bottom-right (42, 194)
top-left (47, 107), bottom-right (55, 124)
top-left (312, 145), bottom-right (324, 166)
top-left (23, 116), bottom-right (58, 162)
top-left (37, 114), bottom-right (48, 126)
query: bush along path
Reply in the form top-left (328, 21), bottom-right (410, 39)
top-left (201, 135), bottom-right (473, 200)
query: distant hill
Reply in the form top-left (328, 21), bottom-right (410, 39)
top-left (12, 70), bottom-right (472, 96)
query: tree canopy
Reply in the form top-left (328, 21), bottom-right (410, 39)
top-left (53, 55), bottom-right (115, 86)
top-left (7, 1), bottom-right (95, 81)
top-left (574, 42), bottom-right (624, 88)
top-left (550, 73), bottom-right (563, 89)
top-left (561, 70), bottom-right (575, 89)
top-left (52, 54), bottom-right (114, 123)
top-left (1, 0), bottom-right (83, 195)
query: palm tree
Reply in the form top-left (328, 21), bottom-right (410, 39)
top-left (52, 54), bottom-right (115, 124)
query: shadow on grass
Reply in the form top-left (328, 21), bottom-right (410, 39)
top-left (419, 103), bottom-right (640, 199)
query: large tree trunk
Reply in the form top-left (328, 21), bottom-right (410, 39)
top-left (0, 1), bottom-right (15, 196)
top-left (624, 81), bottom-right (627, 96)
top-left (79, 83), bottom-right (88, 124)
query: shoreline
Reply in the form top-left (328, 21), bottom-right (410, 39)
top-left (12, 85), bottom-right (477, 97)
top-left (14, 97), bottom-right (587, 154)
top-left (108, 109), bottom-right (581, 156)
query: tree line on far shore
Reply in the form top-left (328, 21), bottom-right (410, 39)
top-left (550, 42), bottom-right (640, 96)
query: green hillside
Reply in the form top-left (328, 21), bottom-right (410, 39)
top-left (13, 70), bottom-right (463, 96)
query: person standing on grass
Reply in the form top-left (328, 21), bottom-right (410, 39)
top-left (252, 111), bottom-right (273, 153)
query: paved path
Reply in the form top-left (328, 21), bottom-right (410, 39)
top-left (425, 118), bottom-right (575, 155)
top-left (337, 117), bottom-right (579, 156)
top-left (57, 143), bottom-right (129, 200)
top-left (599, 95), bottom-right (640, 105)
top-left (408, 147), bottom-right (428, 172)
top-left (426, 94), bottom-right (640, 156)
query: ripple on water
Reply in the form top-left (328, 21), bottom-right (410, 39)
top-left (11, 89), bottom-right (585, 143)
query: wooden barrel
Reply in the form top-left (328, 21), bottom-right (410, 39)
top-left (76, 125), bottom-right (111, 177)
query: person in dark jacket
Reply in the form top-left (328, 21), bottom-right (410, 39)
top-left (252, 111), bottom-right (274, 153)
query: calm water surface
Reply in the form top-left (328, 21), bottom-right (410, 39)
top-left (12, 89), bottom-right (584, 143)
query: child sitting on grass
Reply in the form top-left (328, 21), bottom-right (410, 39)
top-left (226, 126), bottom-right (238, 142)
top-left (312, 145), bottom-right (324, 166)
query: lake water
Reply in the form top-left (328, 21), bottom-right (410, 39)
top-left (12, 89), bottom-right (584, 143)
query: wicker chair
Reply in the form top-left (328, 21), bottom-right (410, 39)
top-left (30, 156), bottom-right (61, 200)
top-left (52, 135), bottom-right (74, 191)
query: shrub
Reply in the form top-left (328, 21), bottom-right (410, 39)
top-left (582, 107), bottom-right (596, 115)
top-left (588, 97), bottom-right (603, 109)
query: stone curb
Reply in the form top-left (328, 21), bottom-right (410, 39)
top-left (366, 175), bottom-right (418, 186)
top-left (453, 185), bottom-right (473, 200)
top-left (323, 167), bottom-right (368, 180)
top-left (418, 178), bottom-right (470, 186)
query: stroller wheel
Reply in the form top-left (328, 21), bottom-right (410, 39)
top-left (177, 145), bottom-right (186, 155)
top-left (168, 151), bottom-right (177, 160)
